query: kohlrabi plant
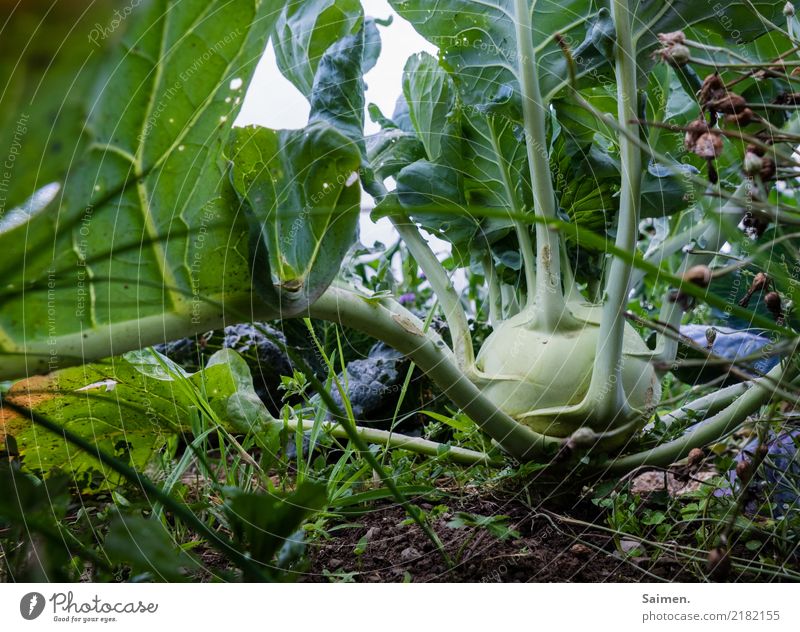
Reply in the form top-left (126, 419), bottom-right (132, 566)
top-left (1, 0), bottom-right (799, 474)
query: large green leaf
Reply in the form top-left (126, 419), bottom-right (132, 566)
top-left (228, 22), bottom-right (367, 313)
top-left (0, 1), bottom-right (119, 212)
top-left (0, 0), bottom-right (286, 380)
top-left (403, 52), bottom-right (456, 161)
top-left (389, 0), bottom-right (784, 112)
top-left (385, 53), bottom-right (524, 256)
top-left (272, 0), bottom-right (364, 97)
top-left (228, 124), bottom-right (362, 310)
top-left (0, 349), bottom-right (271, 490)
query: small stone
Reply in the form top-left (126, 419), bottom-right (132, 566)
top-left (570, 543), bottom-right (592, 557)
top-left (400, 546), bottom-right (420, 562)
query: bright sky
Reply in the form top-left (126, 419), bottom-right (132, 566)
top-left (235, 1), bottom-right (439, 251)
top-left (236, 0), bottom-right (435, 134)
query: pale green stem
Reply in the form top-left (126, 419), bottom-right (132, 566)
top-left (589, 0), bottom-right (641, 418)
top-left (279, 417), bottom-right (502, 467)
top-left (656, 382), bottom-right (749, 429)
top-left (652, 295), bottom-right (686, 374)
top-left (513, 0), bottom-right (568, 324)
top-left (308, 286), bottom-right (561, 461)
top-left (487, 122), bottom-right (538, 299)
top-left (560, 245), bottom-right (583, 303)
top-left (605, 362), bottom-right (787, 473)
top-left (389, 214), bottom-right (474, 369)
top-left (501, 283), bottom-right (521, 319)
top-left (481, 251), bottom-right (503, 327)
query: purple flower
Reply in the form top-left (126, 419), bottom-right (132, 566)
top-left (398, 292), bottom-right (416, 305)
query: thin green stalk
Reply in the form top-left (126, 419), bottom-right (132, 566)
top-left (657, 382), bottom-right (750, 429)
top-left (481, 251), bottom-right (503, 327)
top-left (277, 418), bottom-right (502, 467)
top-left (514, 0), bottom-right (568, 324)
top-left (603, 362), bottom-right (788, 472)
top-left (390, 214), bottom-right (474, 368)
top-left (298, 320), bottom-right (453, 566)
top-left (487, 122), bottom-right (538, 297)
top-left (368, 175), bottom-right (473, 369)
top-left (633, 219), bottom-right (713, 288)
top-left (589, 0), bottom-right (641, 418)
top-left (652, 181), bottom-right (751, 367)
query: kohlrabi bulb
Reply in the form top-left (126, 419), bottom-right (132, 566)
top-left (474, 302), bottom-right (660, 439)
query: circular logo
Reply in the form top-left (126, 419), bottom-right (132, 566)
top-left (20, 592), bottom-right (46, 620)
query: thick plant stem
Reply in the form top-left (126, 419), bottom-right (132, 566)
top-left (589, 0), bottom-right (641, 418)
top-left (308, 286), bottom-right (561, 461)
top-left (604, 363), bottom-right (786, 473)
top-left (487, 123), bottom-right (538, 299)
top-left (390, 214), bottom-right (474, 369)
top-left (280, 418), bottom-right (502, 467)
top-left (657, 382), bottom-right (749, 429)
top-left (513, 0), bottom-right (568, 325)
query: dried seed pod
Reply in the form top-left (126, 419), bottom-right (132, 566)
top-left (736, 459), bottom-right (753, 485)
top-left (757, 443), bottom-right (770, 460)
top-left (707, 547), bottom-right (731, 581)
top-left (705, 327), bottom-right (717, 349)
top-left (765, 291), bottom-right (784, 321)
top-left (684, 265), bottom-right (712, 288)
top-left (706, 93), bottom-right (748, 114)
top-left (773, 91), bottom-right (800, 105)
top-left (657, 43), bottom-right (690, 66)
top-left (759, 156), bottom-right (776, 182)
top-left (746, 143), bottom-right (766, 157)
top-left (743, 149), bottom-right (764, 176)
top-left (738, 272), bottom-right (769, 307)
top-left (693, 132), bottom-right (723, 159)
top-left (724, 107), bottom-right (754, 126)
top-left (672, 266), bottom-right (712, 310)
top-left (699, 73), bottom-right (726, 104)
top-left (658, 31), bottom-right (686, 45)
top-left (684, 118), bottom-right (710, 151)
top-left (687, 447), bottom-right (705, 467)
top-left (742, 212), bottom-right (769, 239)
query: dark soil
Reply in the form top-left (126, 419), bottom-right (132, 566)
top-left (301, 490), bottom-right (696, 583)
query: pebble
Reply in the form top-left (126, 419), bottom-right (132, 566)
top-left (400, 546), bottom-right (420, 562)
